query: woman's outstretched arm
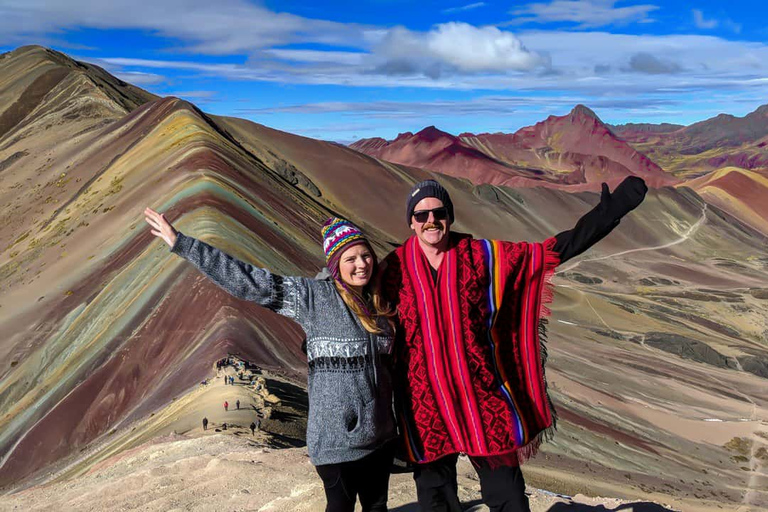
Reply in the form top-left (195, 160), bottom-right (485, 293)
top-left (144, 208), bottom-right (306, 320)
top-left (552, 176), bottom-right (648, 264)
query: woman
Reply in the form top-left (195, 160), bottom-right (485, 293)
top-left (144, 208), bottom-right (397, 512)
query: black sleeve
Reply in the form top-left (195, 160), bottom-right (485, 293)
top-left (553, 176), bottom-right (648, 264)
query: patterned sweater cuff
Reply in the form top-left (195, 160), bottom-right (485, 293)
top-left (170, 232), bottom-right (193, 256)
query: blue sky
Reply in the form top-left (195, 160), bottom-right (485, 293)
top-left (1, 0), bottom-right (766, 142)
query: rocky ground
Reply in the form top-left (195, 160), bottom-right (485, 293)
top-left (0, 362), bottom-right (718, 511)
top-left (0, 433), bottom-right (687, 512)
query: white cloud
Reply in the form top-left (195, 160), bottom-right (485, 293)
top-left (90, 28), bottom-right (768, 98)
top-left (169, 90), bottom-right (218, 99)
top-left (112, 71), bottom-right (165, 85)
top-left (0, 0), bottom-right (373, 54)
top-left (442, 2), bottom-right (487, 14)
top-left (692, 10), bottom-right (743, 33)
top-left (692, 9), bottom-right (717, 29)
top-left (509, 0), bottom-right (659, 28)
top-left (89, 30), bottom-right (768, 99)
top-left (626, 52), bottom-right (682, 74)
top-left (723, 19), bottom-right (742, 34)
top-left (372, 23), bottom-right (548, 78)
top-left (428, 23), bottom-right (547, 72)
top-left (261, 49), bottom-right (366, 66)
top-left (519, 30), bottom-right (768, 79)
top-left (239, 95), bottom-right (678, 118)
top-left (92, 56), bottom-right (463, 88)
top-left (1, 4), bottom-right (546, 80)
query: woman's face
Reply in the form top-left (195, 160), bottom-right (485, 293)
top-left (338, 243), bottom-right (374, 290)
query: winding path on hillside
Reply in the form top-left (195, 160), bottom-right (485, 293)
top-left (556, 203), bottom-right (708, 276)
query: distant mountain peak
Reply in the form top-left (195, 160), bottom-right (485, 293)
top-left (3, 45), bottom-right (76, 68)
top-left (415, 125), bottom-right (453, 141)
top-left (570, 104), bottom-right (600, 121)
top-left (0, 45), bottom-right (156, 139)
top-left (5, 44), bottom-right (48, 56)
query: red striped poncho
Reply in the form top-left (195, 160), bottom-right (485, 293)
top-left (383, 233), bottom-right (559, 466)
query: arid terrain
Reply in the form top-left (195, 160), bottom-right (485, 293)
top-left (1, 46), bottom-right (767, 511)
top-left (0, 365), bottom-right (685, 511)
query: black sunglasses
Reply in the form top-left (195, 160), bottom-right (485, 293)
top-left (412, 207), bottom-right (449, 223)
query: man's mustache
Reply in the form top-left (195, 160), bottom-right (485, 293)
top-left (423, 223), bottom-right (442, 231)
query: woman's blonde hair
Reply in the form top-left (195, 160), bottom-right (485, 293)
top-left (334, 242), bottom-right (395, 335)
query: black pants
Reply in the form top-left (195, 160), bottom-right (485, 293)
top-left (315, 442), bottom-right (395, 512)
top-left (413, 454), bottom-right (530, 512)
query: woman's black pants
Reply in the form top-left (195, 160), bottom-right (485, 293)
top-left (315, 442), bottom-right (396, 512)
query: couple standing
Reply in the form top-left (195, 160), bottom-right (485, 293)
top-left (144, 176), bottom-right (647, 512)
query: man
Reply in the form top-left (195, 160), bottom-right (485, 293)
top-left (383, 177), bottom-right (647, 512)
top-left (203, 417), bottom-right (208, 431)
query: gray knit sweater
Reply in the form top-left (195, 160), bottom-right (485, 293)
top-left (171, 233), bottom-right (397, 465)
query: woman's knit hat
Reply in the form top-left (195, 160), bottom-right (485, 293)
top-left (321, 216), bottom-right (372, 316)
top-left (322, 217), bottom-right (368, 278)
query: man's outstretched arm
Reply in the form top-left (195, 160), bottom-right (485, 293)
top-left (553, 176), bottom-right (648, 264)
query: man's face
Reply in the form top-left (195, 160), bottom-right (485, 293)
top-left (410, 197), bottom-right (451, 248)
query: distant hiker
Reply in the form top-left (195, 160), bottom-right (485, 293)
top-left (222, 422), bottom-right (227, 431)
top-left (236, 399), bottom-right (240, 410)
top-left (202, 417), bottom-right (208, 431)
top-left (224, 401), bottom-right (228, 412)
top-left (381, 177), bottom-right (648, 511)
top-left (223, 375), bottom-right (227, 385)
top-left (229, 376), bottom-right (234, 386)
top-left (145, 209), bottom-right (397, 512)
top-left (250, 421), bottom-right (256, 435)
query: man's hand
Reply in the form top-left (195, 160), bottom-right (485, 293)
top-left (144, 207), bottom-right (178, 248)
top-left (599, 176), bottom-right (647, 217)
top-left (612, 176), bottom-right (648, 213)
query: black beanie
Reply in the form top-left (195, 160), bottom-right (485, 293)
top-left (406, 179), bottom-right (454, 225)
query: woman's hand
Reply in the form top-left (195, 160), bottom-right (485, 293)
top-left (144, 207), bottom-right (178, 248)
